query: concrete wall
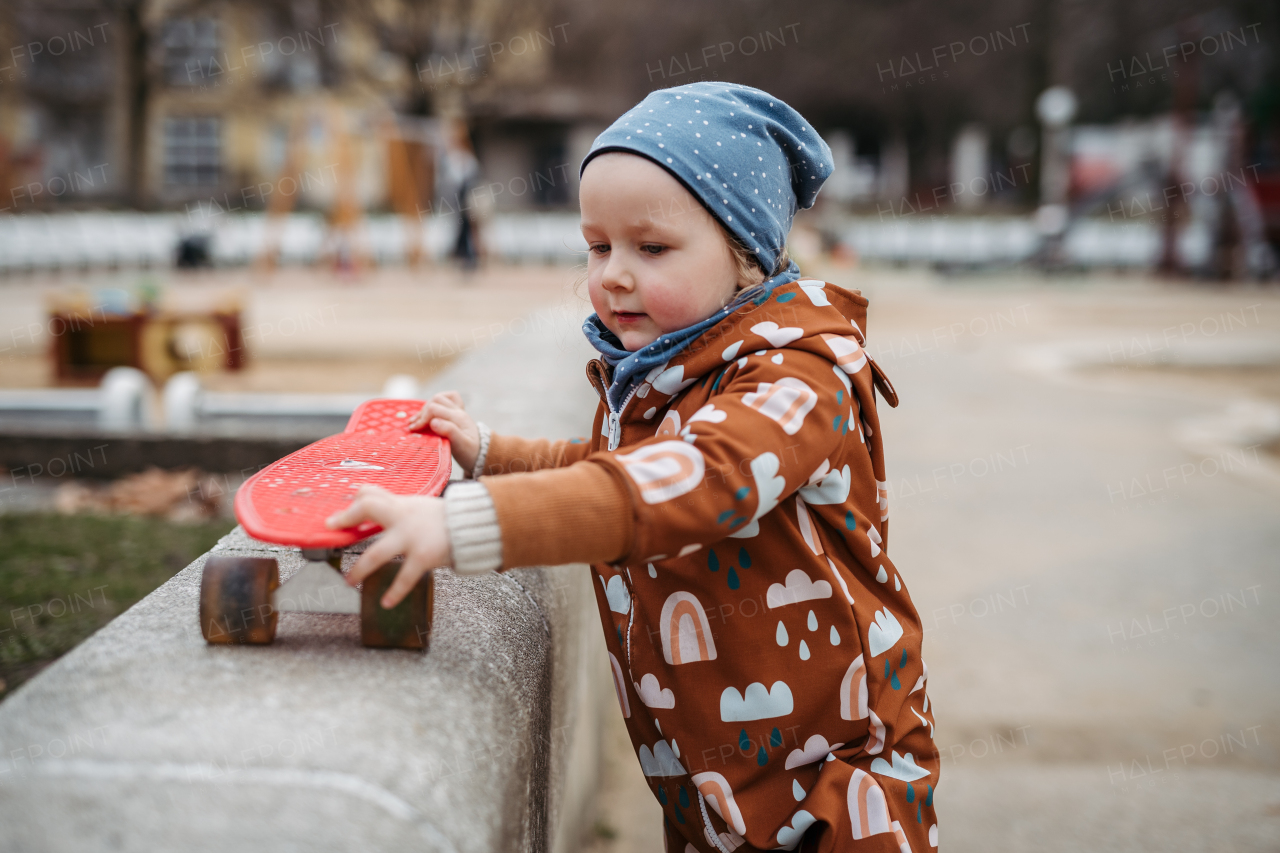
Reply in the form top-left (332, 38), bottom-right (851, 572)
top-left (0, 292), bottom-right (614, 852)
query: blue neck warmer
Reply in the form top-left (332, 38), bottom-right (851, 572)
top-left (582, 265), bottom-right (796, 409)
top-left (577, 82), bottom-right (832, 410)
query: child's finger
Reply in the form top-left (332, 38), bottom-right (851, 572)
top-left (325, 500), bottom-right (368, 530)
top-left (411, 402), bottom-right (445, 430)
top-left (345, 529), bottom-right (405, 587)
top-left (325, 484), bottom-right (392, 529)
top-left (412, 401), bottom-right (464, 433)
top-left (379, 556), bottom-right (433, 609)
top-left (425, 394), bottom-right (457, 415)
top-left (411, 399), bottom-right (451, 425)
top-left (429, 417), bottom-right (460, 440)
top-left (435, 390), bottom-right (465, 410)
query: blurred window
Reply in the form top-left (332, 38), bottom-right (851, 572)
top-left (162, 17), bottom-right (220, 86)
top-left (164, 117), bottom-right (222, 186)
top-left (532, 141), bottom-right (570, 207)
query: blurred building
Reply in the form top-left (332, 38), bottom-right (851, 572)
top-left (0, 0), bottom-right (603, 220)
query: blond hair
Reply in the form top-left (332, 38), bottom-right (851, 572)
top-left (720, 220), bottom-right (790, 305)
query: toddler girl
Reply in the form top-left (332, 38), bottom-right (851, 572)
top-left (328, 82), bottom-right (938, 853)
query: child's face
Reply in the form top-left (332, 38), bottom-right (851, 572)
top-left (580, 152), bottom-right (741, 352)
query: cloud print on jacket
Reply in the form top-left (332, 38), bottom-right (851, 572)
top-left (634, 673), bottom-right (676, 709)
top-left (867, 607), bottom-right (903, 657)
top-left (775, 809), bottom-right (817, 850)
top-left (785, 734), bottom-right (845, 769)
top-left (601, 574), bottom-right (630, 614)
top-left (767, 568), bottom-right (833, 608)
top-left (870, 750), bottom-right (930, 782)
top-left (720, 681), bottom-right (795, 721)
top-left (799, 462), bottom-right (851, 505)
top-left (638, 740), bottom-right (686, 777)
top-left (729, 452), bottom-right (786, 539)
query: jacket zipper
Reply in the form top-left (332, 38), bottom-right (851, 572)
top-left (607, 383), bottom-right (640, 451)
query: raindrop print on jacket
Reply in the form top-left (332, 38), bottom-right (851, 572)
top-left (477, 279), bottom-right (939, 853)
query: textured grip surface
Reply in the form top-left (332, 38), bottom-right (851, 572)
top-left (234, 399), bottom-right (451, 547)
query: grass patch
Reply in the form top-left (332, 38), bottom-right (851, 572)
top-left (0, 513), bottom-right (234, 701)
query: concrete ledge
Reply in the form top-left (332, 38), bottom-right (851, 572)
top-left (0, 527), bottom-right (606, 852)
top-left (0, 299), bottom-right (612, 852)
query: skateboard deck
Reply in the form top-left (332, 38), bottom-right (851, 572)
top-left (234, 398), bottom-right (451, 548)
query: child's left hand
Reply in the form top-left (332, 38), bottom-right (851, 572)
top-left (324, 484), bottom-right (451, 608)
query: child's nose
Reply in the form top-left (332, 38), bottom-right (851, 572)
top-left (600, 257), bottom-right (634, 292)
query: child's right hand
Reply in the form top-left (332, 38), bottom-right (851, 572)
top-left (409, 391), bottom-right (482, 473)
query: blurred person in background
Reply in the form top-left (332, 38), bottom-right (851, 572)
top-left (439, 118), bottom-right (481, 273)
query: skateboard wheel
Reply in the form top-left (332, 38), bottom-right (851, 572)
top-left (200, 556), bottom-right (279, 645)
top-left (360, 561), bottom-right (432, 650)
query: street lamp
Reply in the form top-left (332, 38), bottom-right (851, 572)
top-left (1035, 86), bottom-right (1077, 267)
top-left (1036, 86), bottom-right (1077, 128)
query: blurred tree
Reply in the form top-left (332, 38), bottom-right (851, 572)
top-left (538, 0), bottom-right (1279, 198)
top-left (347, 0), bottom-right (547, 117)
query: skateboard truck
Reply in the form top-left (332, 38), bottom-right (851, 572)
top-left (275, 548), bottom-right (360, 615)
top-left (199, 547), bottom-right (433, 650)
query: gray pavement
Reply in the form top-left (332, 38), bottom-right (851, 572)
top-left (846, 268), bottom-right (1280, 851)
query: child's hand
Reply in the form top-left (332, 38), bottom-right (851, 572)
top-left (325, 485), bottom-right (449, 608)
top-left (409, 391), bottom-right (482, 473)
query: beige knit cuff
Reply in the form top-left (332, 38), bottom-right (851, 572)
top-left (443, 480), bottom-right (502, 575)
top-left (468, 422), bottom-right (492, 480)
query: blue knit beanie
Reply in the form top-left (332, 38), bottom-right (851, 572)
top-left (580, 81), bottom-right (832, 277)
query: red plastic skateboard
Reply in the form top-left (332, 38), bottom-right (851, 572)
top-left (199, 399), bottom-right (451, 649)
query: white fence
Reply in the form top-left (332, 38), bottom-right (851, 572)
top-left (0, 212), bottom-right (589, 273)
top-left (0, 210), bottom-right (1226, 272)
top-left (0, 369), bottom-right (430, 438)
top-left (842, 216), bottom-right (1213, 268)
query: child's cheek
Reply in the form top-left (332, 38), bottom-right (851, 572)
top-left (586, 277), bottom-right (610, 317)
top-left (642, 283), bottom-right (706, 334)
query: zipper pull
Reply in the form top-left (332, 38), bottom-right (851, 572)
top-left (608, 411), bottom-right (621, 450)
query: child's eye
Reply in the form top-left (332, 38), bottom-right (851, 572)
top-left (641, 244), bottom-right (666, 255)
top-left (589, 243), bottom-right (609, 255)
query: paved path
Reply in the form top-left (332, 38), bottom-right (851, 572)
top-left (837, 266), bottom-right (1280, 851)
top-left (0, 264), bottom-right (584, 392)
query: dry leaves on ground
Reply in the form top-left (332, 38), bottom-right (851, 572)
top-left (55, 468), bottom-right (222, 521)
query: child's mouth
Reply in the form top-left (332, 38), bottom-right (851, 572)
top-left (614, 311), bottom-right (646, 324)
